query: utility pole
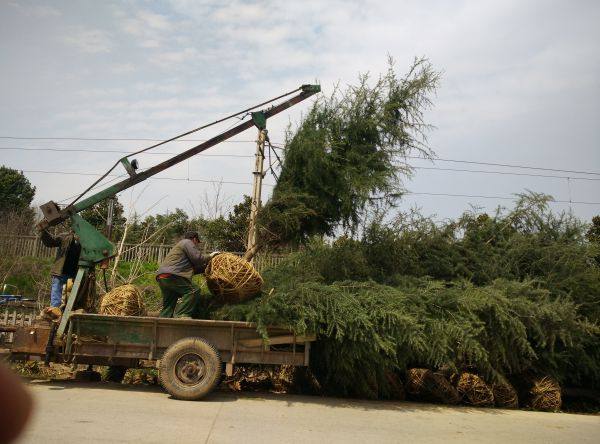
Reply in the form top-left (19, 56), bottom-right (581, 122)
top-left (246, 128), bottom-right (267, 263)
top-left (106, 197), bottom-right (115, 240)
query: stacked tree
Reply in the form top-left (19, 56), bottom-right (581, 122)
top-left (214, 200), bottom-right (600, 404)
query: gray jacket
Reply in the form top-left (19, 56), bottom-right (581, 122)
top-left (157, 239), bottom-right (210, 280)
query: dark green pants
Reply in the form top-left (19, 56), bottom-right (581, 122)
top-left (157, 275), bottom-right (209, 319)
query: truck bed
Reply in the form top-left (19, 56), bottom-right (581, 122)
top-left (8, 313), bottom-right (315, 373)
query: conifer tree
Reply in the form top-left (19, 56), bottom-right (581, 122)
top-left (262, 58), bottom-right (440, 245)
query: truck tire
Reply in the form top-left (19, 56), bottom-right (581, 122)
top-left (159, 337), bottom-right (221, 400)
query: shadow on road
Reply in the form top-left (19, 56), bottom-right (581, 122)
top-left (25, 378), bottom-right (512, 415)
top-left (216, 390), bottom-right (509, 415)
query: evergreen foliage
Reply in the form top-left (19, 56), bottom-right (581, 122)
top-left (214, 195), bottom-right (600, 398)
top-left (262, 58), bottom-right (440, 245)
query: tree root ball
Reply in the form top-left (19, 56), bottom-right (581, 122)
top-left (205, 253), bottom-right (263, 304)
top-left (405, 368), bottom-right (460, 404)
top-left (530, 377), bottom-right (561, 412)
top-left (492, 381), bottom-right (519, 408)
top-left (100, 284), bottom-right (146, 316)
top-left (456, 372), bottom-right (494, 407)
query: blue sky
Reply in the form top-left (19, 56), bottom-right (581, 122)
top-left (1, 0), bottom-right (599, 222)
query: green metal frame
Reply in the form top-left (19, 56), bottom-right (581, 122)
top-left (251, 111), bottom-right (267, 130)
top-left (56, 215), bottom-right (115, 337)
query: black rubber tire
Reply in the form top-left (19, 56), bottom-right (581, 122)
top-left (159, 337), bottom-right (221, 400)
top-left (105, 365), bottom-right (128, 383)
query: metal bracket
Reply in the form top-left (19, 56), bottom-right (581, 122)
top-left (71, 214), bottom-right (115, 264)
top-left (120, 158), bottom-right (139, 177)
top-left (301, 84), bottom-right (321, 93)
top-left (251, 111), bottom-right (267, 130)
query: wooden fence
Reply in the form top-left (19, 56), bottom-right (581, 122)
top-left (0, 235), bottom-right (287, 273)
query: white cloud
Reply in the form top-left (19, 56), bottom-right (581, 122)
top-left (149, 47), bottom-right (198, 65)
top-left (63, 27), bottom-right (112, 53)
top-left (8, 2), bottom-right (62, 17)
top-left (119, 9), bottom-right (181, 50)
top-left (111, 63), bottom-right (135, 74)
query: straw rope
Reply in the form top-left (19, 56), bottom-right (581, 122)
top-left (530, 376), bottom-right (561, 411)
top-left (406, 368), bottom-right (460, 404)
top-left (456, 372), bottom-right (494, 407)
top-left (492, 381), bottom-right (519, 408)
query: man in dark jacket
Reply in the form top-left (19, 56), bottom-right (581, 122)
top-left (156, 231), bottom-right (216, 319)
top-left (40, 229), bottom-right (82, 308)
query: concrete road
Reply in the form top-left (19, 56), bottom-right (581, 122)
top-left (17, 380), bottom-right (599, 444)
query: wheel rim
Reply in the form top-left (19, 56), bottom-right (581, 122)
top-left (174, 353), bottom-right (206, 385)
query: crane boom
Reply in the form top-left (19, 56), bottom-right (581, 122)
top-left (41, 83), bottom-right (320, 339)
top-left (38, 84), bottom-right (320, 229)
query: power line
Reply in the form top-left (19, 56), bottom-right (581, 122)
top-left (405, 155), bottom-right (600, 177)
top-left (411, 166), bottom-right (600, 181)
top-left (4, 146), bottom-right (599, 182)
top-left (404, 191), bottom-right (599, 205)
top-left (20, 169), bottom-right (600, 206)
top-left (0, 136), bottom-right (260, 143)
top-left (20, 169), bottom-right (276, 187)
top-left (0, 146), bottom-right (253, 157)
top-left (2, 138), bottom-right (599, 177)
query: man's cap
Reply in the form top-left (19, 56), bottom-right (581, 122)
top-left (183, 231), bottom-right (200, 241)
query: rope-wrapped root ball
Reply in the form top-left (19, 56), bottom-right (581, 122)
top-left (100, 284), bottom-right (146, 316)
top-left (530, 376), bottom-right (561, 411)
top-left (205, 253), bottom-right (263, 304)
top-left (456, 372), bottom-right (494, 407)
top-left (492, 381), bottom-right (519, 408)
top-left (405, 368), bottom-right (460, 404)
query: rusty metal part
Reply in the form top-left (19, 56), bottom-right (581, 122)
top-left (175, 353), bottom-right (206, 385)
top-left (63, 314), bottom-right (313, 369)
top-left (11, 323), bottom-right (52, 355)
top-left (7, 313), bottom-right (316, 380)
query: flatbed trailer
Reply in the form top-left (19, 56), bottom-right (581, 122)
top-left (3, 313), bottom-right (315, 400)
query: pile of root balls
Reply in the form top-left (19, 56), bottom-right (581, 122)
top-left (225, 365), bottom-right (561, 411)
top-left (403, 370), bottom-right (560, 411)
top-left (212, 240), bottom-right (599, 411)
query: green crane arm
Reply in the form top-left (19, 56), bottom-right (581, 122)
top-left (38, 84), bottom-right (320, 229)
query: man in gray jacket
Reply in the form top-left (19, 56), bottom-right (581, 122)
top-left (156, 231), bottom-right (215, 319)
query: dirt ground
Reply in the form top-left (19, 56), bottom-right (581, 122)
top-left (16, 380), bottom-right (600, 444)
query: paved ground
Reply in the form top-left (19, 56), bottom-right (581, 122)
top-left (17, 380), bottom-right (600, 444)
